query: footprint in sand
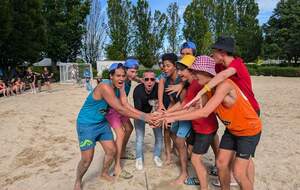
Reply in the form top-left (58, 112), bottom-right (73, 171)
top-left (13, 147), bottom-right (46, 168)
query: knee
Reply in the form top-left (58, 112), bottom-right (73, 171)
top-left (216, 158), bottom-right (229, 170)
top-left (81, 156), bottom-right (93, 167)
top-left (175, 138), bottom-right (185, 148)
top-left (106, 146), bottom-right (117, 157)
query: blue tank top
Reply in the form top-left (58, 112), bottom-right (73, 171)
top-left (77, 79), bottom-right (115, 125)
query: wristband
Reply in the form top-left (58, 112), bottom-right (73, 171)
top-left (139, 113), bottom-right (145, 121)
top-left (204, 84), bottom-right (211, 92)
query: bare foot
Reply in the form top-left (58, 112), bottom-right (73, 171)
top-left (114, 166), bottom-right (122, 177)
top-left (101, 173), bottom-right (115, 182)
top-left (170, 174), bottom-right (188, 185)
top-left (164, 158), bottom-right (173, 165)
top-left (73, 181), bottom-right (81, 190)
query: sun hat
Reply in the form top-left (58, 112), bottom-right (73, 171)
top-left (191, 56), bottom-right (216, 76)
top-left (211, 36), bottom-right (235, 53)
top-left (124, 58), bottom-right (139, 69)
top-left (108, 63), bottom-right (124, 72)
top-left (176, 55), bottom-right (196, 68)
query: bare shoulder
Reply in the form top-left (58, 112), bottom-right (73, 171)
top-left (215, 80), bottom-right (233, 94)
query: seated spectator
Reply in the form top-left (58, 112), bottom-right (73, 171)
top-left (0, 80), bottom-right (8, 97)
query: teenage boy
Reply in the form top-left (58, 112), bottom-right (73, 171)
top-left (160, 57), bottom-right (262, 190)
top-left (74, 63), bottom-right (154, 190)
top-left (164, 55), bottom-right (218, 188)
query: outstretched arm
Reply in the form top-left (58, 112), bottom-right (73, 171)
top-left (164, 81), bottom-right (233, 123)
top-left (100, 84), bottom-right (150, 122)
top-left (184, 67), bottom-right (236, 108)
top-left (119, 85), bottom-right (142, 115)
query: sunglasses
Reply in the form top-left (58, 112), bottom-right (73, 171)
top-left (144, 78), bottom-right (155, 82)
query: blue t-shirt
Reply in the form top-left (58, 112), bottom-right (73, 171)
top-left (77, 79), bottom-right (114, 125)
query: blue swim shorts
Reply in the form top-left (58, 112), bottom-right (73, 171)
top-left (170, 120), bottom-right (192, 138)
top-left (76, 121), bottom-right (113, 151)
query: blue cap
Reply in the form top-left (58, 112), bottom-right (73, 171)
top-left (181, 41), bottom-right (196, 51)
top-left (108, 63), bottom-right (123, 72)
top-left (124, 59), bottom-right (139, 69)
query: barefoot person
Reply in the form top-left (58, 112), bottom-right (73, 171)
top-left (73, 64), bottom-right (153, 190)
top-left (164, 55), bottom-right (219, 188)
top-left (159, 56), bottom-right (262, 190)
top-left (133, 70), bottom-right (163, 170)
top-left (157, 53), bottom-right (183, 165)
top-left (26, 67), bottom-right (37, 94)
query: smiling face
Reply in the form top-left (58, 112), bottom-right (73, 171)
top-left (163, 60), bottom-right (176, 77)
top-left (110, 68), bottom-right (126, 89)
top-left (193, 70), bottom-right (212, 85)
top-left (212, 49), bottom-right (226, 64)
top-left (143, 71), bottom-right (156, 92)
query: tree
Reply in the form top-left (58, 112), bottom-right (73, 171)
top-left (43, 0), bottom-right (90, 65)
top-left (183, 0), bottom-right (214, 55)
top-left (166, 2), bottom-right (181, 53)
top-left (264, 0), bottom-right (300, 64)
top-left (0, 0), bottom-right (12, 48)
top-left (235, 0), bottom-right (262, 61)
top-left (82, 0), bottom-right (107, 68)
top-left (0, 0), bottom-right (46, 70)
top-left (133, 0), bottom-right (167, 68)
top-left (106, 0), bottom-right (131, 60)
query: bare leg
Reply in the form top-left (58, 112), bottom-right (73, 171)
top-left (164, 128), bottom-right (172, 165)
top-left (100, 140), bottom-right (116, 181)
top-left (216, 149), bottom-right (235, 190)
top-left (171, 137), bottom-right (188, 185)
top-left (247, 158), bottom-right (255, 185)
top-left (233, 157), bottom-right (252, 190)
top-left (73, 148), bottom-right (94, 190)
top-left (211, 134), bottom-right (220, 162)
top-left (191, 153), bottom-right (208, 190)
top-left (121, 120), bottom-right (133, 157)
top-left (113, 127), bottom-right (125, 175)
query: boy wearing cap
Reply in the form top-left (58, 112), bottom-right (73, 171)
top-left (163, 55), bottom-right (219, 187)
top-left (159, 56), bottom-right (262, 190)
top-left (74, 63), bottom-right (154, 190)
top-left (185, 36), bottom-right (260, 116)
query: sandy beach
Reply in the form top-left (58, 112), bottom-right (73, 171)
top-left (0, 76), bottom-right (300, 190)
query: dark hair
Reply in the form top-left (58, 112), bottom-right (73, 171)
top-left (161, 53), bottom-right (178, 65)
top-left (143, 70), bottom-right (156, 77)
top-left (109, 63), bottom-right (125, 76)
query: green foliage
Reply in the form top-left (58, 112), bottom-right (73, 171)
top-left (166, 2), bottom-right (181, 53)
top-left (0, 0), bottom-right (47, 70)
top-left (246, 65), bottom-right (300, 77)
top-left (263, 0), bottom-right (300, 64)
top-left (106, 0), bottom-right (131, 60)
top-left (132, 0), bottom-right (167, 68)
top-left (43, 0), bottom-right (90, 64)
top-left (101, 69), bottom-right (110, 79)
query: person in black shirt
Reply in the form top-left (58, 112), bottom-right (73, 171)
top-left (42, 67), bottom-right (53, 92)
top-left (133, 70), bottom-right (163, 170)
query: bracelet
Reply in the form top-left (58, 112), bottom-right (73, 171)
top-left (139, 113), bottom-right (145, 121)
top-left (204, 84), bottom-right (211, 92)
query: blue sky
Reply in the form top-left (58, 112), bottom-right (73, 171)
top-left (101, 0), bottom-right (280, 25)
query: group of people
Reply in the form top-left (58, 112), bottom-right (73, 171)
top-left (74, 36), bottom-right (262, 190)
top-left (0, 67), bottom-right (53, 97)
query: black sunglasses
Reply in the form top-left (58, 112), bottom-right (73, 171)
top-left (144, 78), bottom-right (155, 82)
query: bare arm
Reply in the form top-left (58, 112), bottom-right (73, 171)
top-left (184, 67), bottom-right (236, 108)
top-left (100, 84), bottom-right (147, 121)
top-left (119, 85), bottom-right (143, 115)
top-left (158, 77), bottom-right (166, 110)
top-left (165, 81), bottom-right (233, 122)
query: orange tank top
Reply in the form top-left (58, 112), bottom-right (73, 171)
top-left (209, 79), bottom-right (262, 136)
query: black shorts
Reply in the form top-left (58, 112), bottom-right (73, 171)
top-left (190, 132), bottom-right (216, 155)
top-left (219, 129), bottom-right (261, 159)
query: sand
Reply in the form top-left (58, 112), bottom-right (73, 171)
top-left (0, 76), bottom-right (299, 190)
